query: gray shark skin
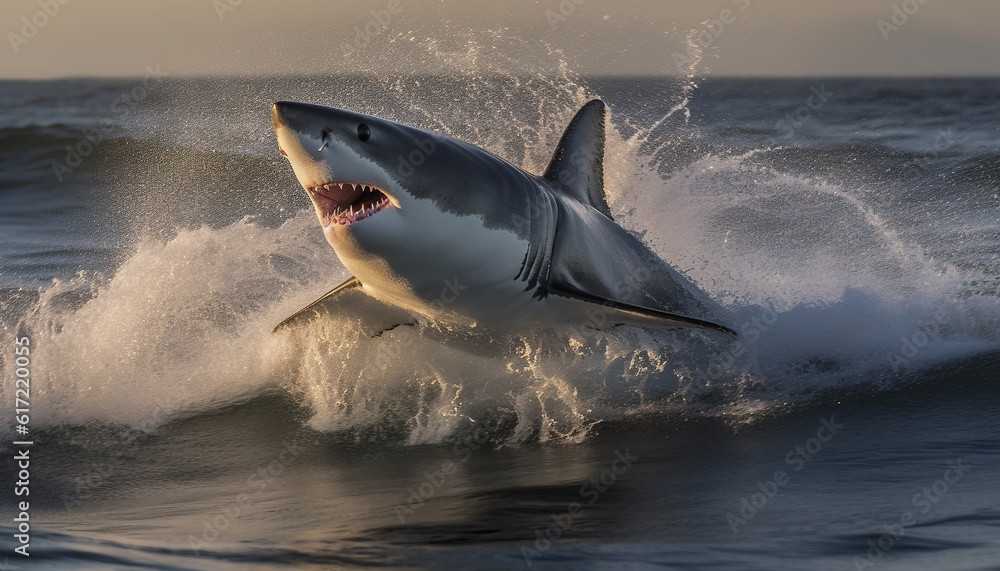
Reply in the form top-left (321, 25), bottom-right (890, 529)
top-left (271, 98), bottom-right (734, 336)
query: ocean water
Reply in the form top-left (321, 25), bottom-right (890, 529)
top-left (0, 72), bottom-right (998, 570)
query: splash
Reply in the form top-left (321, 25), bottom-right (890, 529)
top-left (1, 212), bottom-right (337, 429)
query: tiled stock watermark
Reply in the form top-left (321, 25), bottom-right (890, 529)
top-left (521, 449), bottom-right (638, 567)
top-left (371, 275), bottom-right (467, 363)
top-left (212, 0), bottom-right (243, 22)
top-left (343, 0), bottom-right (405, 58)
top-left (877, 0), bottom-right (931, 42)
top-left (851, 458), bottom-right (969, 570)
top-left (61, 397), bottom-right (174, 512)
top-left (392, 427), bottom-right (491, 523)
top-left (7, 0), bottom-right (72, 54)
top-left (188, 437), bottom-right (309, 555)
top-left (672, 0), bottom-right (751, 76)
top-left (705, 306), bottom-right (777, 382)
top-left (396, 136), bottom-right (436, 179)
top-left (775, 84), bottom-right (834, 139)
top-left (52, 64), bottom-right (168, 182)
top-left (885, 307), bottom-right (949, 372)
top-left (726, 416), bottom-right (844, 535)
top-left (906, 126), bottom-right (960, 173)
top-left (545, 0), bottom-right (587, 30)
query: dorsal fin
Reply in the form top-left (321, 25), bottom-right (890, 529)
top-left (543, 99), bottom-right (613, 220)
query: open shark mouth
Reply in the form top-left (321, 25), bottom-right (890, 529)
top-left (308, 182), bottom-right (391, 226)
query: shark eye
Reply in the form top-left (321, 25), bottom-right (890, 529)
top-left (357, 123), bottom-right (371, 142)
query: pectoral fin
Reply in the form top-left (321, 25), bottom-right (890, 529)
top-left (549, 282), bottom-right (736, 335)
top-left (273, 277), bottom-right (418, 337)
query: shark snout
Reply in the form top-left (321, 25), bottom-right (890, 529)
top-left (271, 100), bottom-right (337, 138)
top-left (270, 102), bottom-right (294, 134)
top-left (271, 102), bottom-right (295, 157)
top-left (271, 101), bottom-right (318, 154)
top-left (272, 100), bottom-right (398, 228)
top-left (270, 101), bottom-right (301, 130)
top-left (271, 104), bottom-right (288, 156)
top-left (272, 101), bottom-right (309, 157)
top-left (270, 102), bottom-right (283, 127)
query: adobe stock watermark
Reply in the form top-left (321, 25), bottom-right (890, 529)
top-left (52, 65), bottom-right (168, 182)
top-left (61, 397), bottom-right (174, 511)
top-left (553, 266), bottom-right (658, 349)
top-left (521, 449), bottom-right (638, 567)
top-left (672, 0), bottom-right (751, 76)
top-left (212, 0), bottom-right (243, 22)
top-left (376, 275), bottom-right (467, 364)
top-left (704, 306), bottom-right (777, 382)
top-left (885, 307), bottom-right (949, 372)
top-left (392, 427), bottom-right (491, 523)
top-left (906, 126), bottom-right (959, 173)
top-left (8, 0), bottom-right (72, 54)
top-left (775, 84), bottom-right (834, 139)
top-left (545, 0), bottom-right (586, 30)
top-left (343, 0), bottom-right (405, 59)
top-left (851, 458), bottom-right (969, 570)
top-left (188, 437), bottom-right (308, 555)
top-left (550, 144), bottom-right (602, 192)
top-left (878, 0), bottom-right (930, 42)
top-left (726, 417), bottom-right (844, 535)
top-left (396, 137), bottom-right (436, 179)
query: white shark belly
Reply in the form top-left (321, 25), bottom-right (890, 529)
top-left (331, 196), bottom-right (540, 325)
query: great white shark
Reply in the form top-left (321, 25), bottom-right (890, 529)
top-left (270, 98), bottom-right (735, 336)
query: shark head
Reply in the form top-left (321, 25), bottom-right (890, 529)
top-left (271, 100), bottom-right (541, 312)
top-left (270, 101), bottom-right (418, 237)
top-left (271, 100), bottom-right (530, 248)
top-left (274, 99), bottom-right (559, 241)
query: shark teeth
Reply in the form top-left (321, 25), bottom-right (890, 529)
top-left (308, 182), bottom-right (391, 226)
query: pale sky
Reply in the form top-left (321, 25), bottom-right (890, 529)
top-left (2, 0), bottom-right (999, 79)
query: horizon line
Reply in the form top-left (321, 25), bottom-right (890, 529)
top-left (3, 72), bottom-right (999, 82)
